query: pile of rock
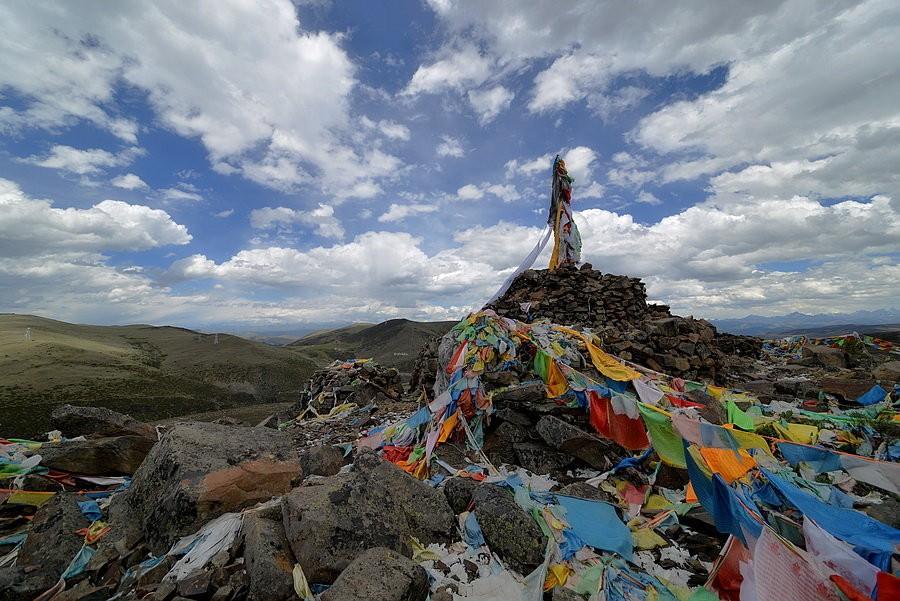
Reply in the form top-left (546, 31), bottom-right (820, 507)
top-left (300, 359), bottom-right (405, 414)
top-left (486, 266), bottom-right (760, 383)
top-left (407, 335), bottom-right (441, 397)
top-left (489, 264), bottom-right (649, 329)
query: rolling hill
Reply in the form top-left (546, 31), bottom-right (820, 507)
top-left (287, 318), bottom-right (457, 371)
top-left (0, 314), bottom-right (318, 436)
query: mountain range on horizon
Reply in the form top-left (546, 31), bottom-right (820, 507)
top-left (710, 308), bottom-right (900, 336)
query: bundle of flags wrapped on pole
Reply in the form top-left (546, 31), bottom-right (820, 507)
top-left (358, 310), bottom-right (900, 600)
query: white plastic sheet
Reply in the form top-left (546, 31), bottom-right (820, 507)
top-left (164, 512), bottom-right (242, 581)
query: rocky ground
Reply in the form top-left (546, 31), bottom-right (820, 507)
top-left (0, 268), bottom-right (897, 601)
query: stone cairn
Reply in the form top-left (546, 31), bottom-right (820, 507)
top-left (408, 265), bottom-right (762, 397)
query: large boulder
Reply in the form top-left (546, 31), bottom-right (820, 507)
top-left (0, 493), bottom-right (90, 600)
top-left (242, 512), bottom-right (296, 601)
top-left (442, 481), bottom-right (546, 573)
top-left (820, 375), bottom-right (876, 401)
top-left (535, 415), bottom-right (623, 470)
top-left (872, 361), bottom-right (900, 385)
top-left (109, 422), bottom-right (300, 553)
top-left (320, 547), bottom-right (429, 601)
top-left (281, 451), bottom-right (456, 584)
top-left (50, 404), bottom-right (156, 439)
top-left (39, 435), bottom-right (155, 475)
top-left (801, 344), bottom-right (847, 369)
top-left (300, 444), bottom-right (347, 478)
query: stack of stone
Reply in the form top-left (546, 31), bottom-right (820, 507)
top-left (407, 335), bottom-right (441, 396)
top-left (489, 264), bottom-right (649, 329)
top-left (484, 265), bottom-right (760, 383)
top-left (302, 359), bottom-right (405, 413)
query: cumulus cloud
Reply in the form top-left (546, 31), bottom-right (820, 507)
top-left (361, 117), bottom-right (410, 141)
top-left (0, 1), bottom-right (401, 198)
top-left (20, 145), bottom-right (140, 175)
top-left (467, 85), bottom-right (514, 123)
top-left (636, 191), bottom-right (662, 205)
top-left (403, 45), bottom-right (492, 96)
top-left (456, 184), bottom-right (483, 200)
top-left (111, 173), bottom-right (149, 190)
top-left (250, 204), bottom-right (344, 239)
top-left (436, 136), bottom-right (465, 158)
top-left (0, 178), bottom-right (191, 257)
top-left (160, 184), bottom-right (203, 203)
top-left (633, 2), bottom-right (900, 201)
top-left (378, 203), bottom-right (438, 222)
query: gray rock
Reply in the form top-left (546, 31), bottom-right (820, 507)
top-left (493, 421), bottom-right (531, 443)
top-left (513, 442), bottom-right (574, 474)
top-left (492, 381), bottom-right (547, 404)
top-left (320, 547), bottom-right (429, 601)
top-left (442, 477), bottom-right (481, 514)
top-left (39, 435), bottom-right (155, 475)
top-left (1, 492), bottom-right (90, 599)
top-left (243, 513), bottom-right (296, 601)
top-left (50, 404), bottom-right (156, 439)
top-left (470, 484), bottom-right (546, 573)
top-left (741, 380), bottom-right (776, 396)
top-left (872, 360), bottom-right (900, 385)
top-left (110, 421), bottom-right (301, 553)
top-left (862, 495), bottom-right (900, 529)
top-left (300, 444), bottom-right (347, 477)
top-left (281, 451), bottom-right (455, 584)
top-left (552, 586), bottom-right (586, 600)
top-left (820, 375), bottom-right (875, 401)
top-left (802, 344), bottom-right (847, 369)
top-left (556, 482), bottom-right (611, 503)
top-left (535, 415), bottom-right (623, 470)
top-left (492, 408), bottom-right (533, 427)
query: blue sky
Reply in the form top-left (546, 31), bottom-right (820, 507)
top-left (0, 1), bottom-right (898, 329)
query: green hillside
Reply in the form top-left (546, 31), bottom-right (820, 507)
top-left (288, 318), bottom-right (457, 371)
top-left (0, 314), bottom-right (317, 437)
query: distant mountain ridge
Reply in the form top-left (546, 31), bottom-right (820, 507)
top-left (288, 318), bottom-right (456, 371)
top-left (0, 314), bottom-right (318, 436)
top-left (711, 308), bottom-right (900, 336)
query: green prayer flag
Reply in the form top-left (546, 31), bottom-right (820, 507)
top-left (637, 404), bottom-right (686, 468)
top-left (726, 398), bottom-right (756, 431)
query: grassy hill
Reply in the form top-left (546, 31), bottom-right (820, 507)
top-left (288, 318), bottom-right (457, 371)
top-left (0, 314), bottom-right (317, 437)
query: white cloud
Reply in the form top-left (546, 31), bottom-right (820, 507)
top-left (428, 1), bottom-right (848, 111)
top-left (636, 191), bottom-right (662, 205)
top-left (467, 85), bottom-right (514, 123)
top-left (0, 2), bottom-right (401, 197)
top-left (250, 204), bottom-right (344, 239)
top-left (20, 145), bottom-right (140, 175)
top-left (530, 53), bottom-right (611, 112)
top-left (403, 45), bottom-right (492, 96)
top-left (378, 203), bottom-right (438, 222)
top-left (436, 135), bottom-right (465, 158)
top-left (505, 154), bottom-right (554, 179)
top-left (161, 186), bottom-right (203, 203)
top-left (581, 182), bottom-right (605, 199)
top-left (213, 209), bottom-right (234, 218)
top-left (361, 117), bottom-right (410, 141)
top-left (456, 184), bottom-right (484, 200)
top-left (485, 184), bottom-right (521, 203)
top-left (453, 183), bottom-right (522, 203)
top-left (562, 146), bottom-right (597, 184)
top-left (111, 173), bottom-right (149, 190)
top-left (587, 86), bottom-right (649, 121)
top-left (0, 178), bottom-right (190, 257)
